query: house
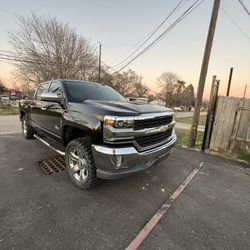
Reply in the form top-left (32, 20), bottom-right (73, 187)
top-left (2, 89), bottom-right (22, 100)
top-left (149, 99), bottom-right (165, 106)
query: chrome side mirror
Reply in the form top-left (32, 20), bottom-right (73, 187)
top-left (41, 92), bottom-right (62, 103)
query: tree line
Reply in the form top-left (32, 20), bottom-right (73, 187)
top-left (3, 13), bottom-right (195, 108)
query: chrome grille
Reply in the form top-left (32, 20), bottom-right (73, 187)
top-left (134, 116), bottom-right (173, 130)
top-left (135, 128), bottom-right (173, 148)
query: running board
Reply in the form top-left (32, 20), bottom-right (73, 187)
top-left (34, 134), bottom-right (65, 156)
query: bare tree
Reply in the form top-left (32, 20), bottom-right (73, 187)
top-left (158, 72), bottom-right (180, 107)
top-left (134, 82), bottom-right (148, 97)
top-left (9, 13), bottom-right (98, 85)
top-left (174, 80), bottom-right (186, 106)
top-left (110, 69), bottom-right (144, 96)
top-left (0, 80), bottom-right (7, 95)
top-left (180, 84), bottom-right (195, 109)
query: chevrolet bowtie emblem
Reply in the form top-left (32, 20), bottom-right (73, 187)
top-left (160, 125), bottom-right (168, 132)
top-left (144, 122), bottom-right (174, 135)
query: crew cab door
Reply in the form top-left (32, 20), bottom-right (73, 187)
top-left (30, 82), bottom-right (50, 128)
top-left (39, 81), bottom-right (65, 141)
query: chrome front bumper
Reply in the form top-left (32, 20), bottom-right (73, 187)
top-left (91, 131), bottom-right (177, 180)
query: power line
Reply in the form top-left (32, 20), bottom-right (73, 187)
top-left (110, 1), bottom-right (190, 66)
top-left (113, 0), bottom-right (204, 73)
top-left (0, 8), bottom-right (16, 16)
top-left (113, 0), bottom-right (203, 72)
top-left (238, 0), bottom-right (250, 16)
top-left (111, 0), bottom-right (187, 68)
top-left (221, 7), bottom-right (250, 40)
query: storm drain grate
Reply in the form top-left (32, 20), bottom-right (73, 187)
top-left (39, 155), bottom-right (66, 175)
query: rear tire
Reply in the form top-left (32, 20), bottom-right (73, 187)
top-left (65, 137), bottom-right (100, 189)
top-left (21, 115), bottom-right (35, 139)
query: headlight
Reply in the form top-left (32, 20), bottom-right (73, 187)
top-left (104, 117), bottom-right (133, 129)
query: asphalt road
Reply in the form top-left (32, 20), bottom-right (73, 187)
top-left (174, 112), bottom-right (206, 132)
top-left (0, 132), bottom-right (249, 249)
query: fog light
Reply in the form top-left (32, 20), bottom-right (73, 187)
top-left (109, 155), bottom-right (123, 169)
top-left (116, 155), bottom-right (123, 168)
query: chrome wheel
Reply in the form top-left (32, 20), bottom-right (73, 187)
top-left (68, 148), bottom-right (88, 183)
top-left (22, 119), bottom-right (27, 136)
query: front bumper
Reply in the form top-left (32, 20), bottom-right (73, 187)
top-left (91, 132), bottom-right (177, 180)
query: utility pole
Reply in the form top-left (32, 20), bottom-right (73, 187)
top-left (243, 84), bottom-right (247, 98)
top-left (201, 76), bottom-right (220, 151)
top-left (226, 67), bottom-right (234, 96)
top-left (98, 42), bottom-right (102, 83)
top-left (189, 0), bottom-right (220, 147)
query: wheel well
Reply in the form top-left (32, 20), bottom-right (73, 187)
top-left (63, 126), bottom-right (92, 146)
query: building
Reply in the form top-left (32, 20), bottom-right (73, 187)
top-left (2, 89), bottom-right (22, 99)
top-left (149, 99), bottom-right (165, 106)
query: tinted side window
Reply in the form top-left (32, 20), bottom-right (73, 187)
top-left (49, 82), bottom-right (63, 98)
top-left (35, 83), bottom-right (49, 100)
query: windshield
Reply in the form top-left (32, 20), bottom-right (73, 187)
top-left (63, 81), bottom-right (127, 103)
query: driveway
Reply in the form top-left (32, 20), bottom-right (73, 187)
top-left (0, 131), bottom-right (249, 249)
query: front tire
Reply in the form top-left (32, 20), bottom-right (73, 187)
top-left (21, 115), bottom-right (35, 139)
top-left (65, 137), bottom-right (100, 189)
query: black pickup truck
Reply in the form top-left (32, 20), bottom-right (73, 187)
top-left (19, 80), bottom-right (176, 189)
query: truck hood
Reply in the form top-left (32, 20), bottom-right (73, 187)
top-left (68, 100), bottom-right (173, 117)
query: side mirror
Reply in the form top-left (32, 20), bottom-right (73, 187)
top-left (41, 92), bottom-right (62, 103)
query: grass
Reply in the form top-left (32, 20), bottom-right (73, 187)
top-left (0, 105), bottom-right (19, 115)
top-left (175, 128), bottom-right (204, 148)
top-left (175, 115), bottom-right (207, 126)
top-left (237, 150), bottom-right (250, 164)
top-left (176, 128), bottom-right (250, 165)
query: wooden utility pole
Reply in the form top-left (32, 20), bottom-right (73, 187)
top-left (226, 67), bottom-right (234, 96)
top-left (98, 42), bottom-right (102, 83)
top-left (243, 84), bottom-right (247, 98)
top-left (202, 76), bottom-right (220, 151)
top-left (189, 0), bottom-right (220, 147)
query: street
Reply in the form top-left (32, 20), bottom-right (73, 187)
top-left (0, 115), bottom-right (249, 249)
top-left (174, 112), bottom-right (206, 132)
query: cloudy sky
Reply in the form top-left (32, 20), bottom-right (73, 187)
top-left (0, 0), bottom-right (249, 98)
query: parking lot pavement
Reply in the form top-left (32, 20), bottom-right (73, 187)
top-left (140, 154), bottom-right (250, 250)
top-left (0, 134), bottom-right (249, 249)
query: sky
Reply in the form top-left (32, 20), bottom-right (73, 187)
top-left (0, 0), bottom-right (249, 98)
